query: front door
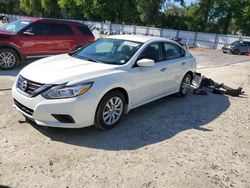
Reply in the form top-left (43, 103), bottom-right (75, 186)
top-left (18, 22), bottom-right (53, 56)
top-left (18, 22), bottom-right (76, 56)
top-left (128, 42), bottom-right (169, 107)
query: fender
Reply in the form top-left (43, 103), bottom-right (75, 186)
top-left (0, 42), bottom-right (25, 60)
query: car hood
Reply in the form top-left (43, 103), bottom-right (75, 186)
top-left (224, 44), bottom-right (235, 48)
top-left (0, 30), bottom-right (13, 37)
top-left (20, 54), bottom-right (119, 84)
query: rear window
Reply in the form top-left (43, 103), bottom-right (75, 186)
top-left (77, 26), bottom-right (93, 36)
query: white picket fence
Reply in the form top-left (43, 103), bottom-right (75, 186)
top-left (2, 13), bottom-right (250, 49)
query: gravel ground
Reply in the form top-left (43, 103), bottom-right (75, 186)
top-left (190, 48), bottom-right (250, 68)
top-left (0, 49), bottom-right (250, 188)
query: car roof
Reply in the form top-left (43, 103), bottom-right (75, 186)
top-left (106, 34), bottom-right (171, 43)
top-left (19, 17), bottom-right (86, 26)
top-left (19, 17), bottom-right (40, 22)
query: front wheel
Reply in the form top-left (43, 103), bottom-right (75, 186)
top-left (233, 49), bottom-right (239, 55)
top-left (94, 91), bottom-right (125, 130)
top-left (178, 73), bottom-right (192, 97)
top-left (0, 48), bottom-right (19, 70)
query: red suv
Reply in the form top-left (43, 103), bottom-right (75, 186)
top-left (0, 18), bottom-right (95, 69)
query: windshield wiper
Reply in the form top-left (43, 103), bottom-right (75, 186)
top-left (71, 54), bottom-right (103, 63)
top-left (85, 58), bottom-right (103, 64)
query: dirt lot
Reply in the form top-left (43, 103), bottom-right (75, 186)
top-left (0, 49), bottom-right (250, 188)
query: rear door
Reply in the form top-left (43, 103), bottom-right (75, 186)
top-left (76, 26), bottom-right (95, 45)
top-left (247, 42), bottom-right (250, 53)
top-left (48, 22), bottom-right (76, 53)
top-left (241, 42), bottom-right (250, 53)
top-left (161, 42), bottom-right (188, 92)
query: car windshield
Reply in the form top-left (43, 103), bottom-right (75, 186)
top-left (71, 38), bottom-right (143, 65)
top-left (0, 19), bottom-right (32, 33)
top-left (231, 41), bottom-right (240, 46)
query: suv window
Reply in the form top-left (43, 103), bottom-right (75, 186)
top-left (23, 22), bottom-right (74, 36)
top-left (138, 43), bottom-right (162, 62)
top-left (164, 42), bottom-right (183, 60)
top-left (242, 42), bottom-right (250, 47)
top-left (24, 22), bottom-right (53, 35)
top-left (51, 23), bottom-right (74, 35)
top-left (77, 26), bottom-right (93, 36)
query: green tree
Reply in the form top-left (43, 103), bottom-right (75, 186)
top-left (136, 0), bottom-right (163, 26)
top-left (41, 0), bottom-right (61, 17)
top-left (19, 0), bottom-right (61, 17)
top-left (6, 0), bottom-right (250, 36)
top-left (19, 0), bottom-right (43, 16)
top-left (237, 1), bottom-right (250, 35)
top-left (0, 0), bottom-right (20, 14)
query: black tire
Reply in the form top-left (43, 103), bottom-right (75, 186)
top-left (233, 49), bottom-right (240, 55)
top-left (0, 48), bottom-right (20, 70)
top-left (94, 91), bottom-right (125, 130)
top-left (178, 73), bottom-right (192, 97)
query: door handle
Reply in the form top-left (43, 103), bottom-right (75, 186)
top-left (160, 67), bottom-right (167, 72)
top-left (181, 62), bottom-right (186, 65)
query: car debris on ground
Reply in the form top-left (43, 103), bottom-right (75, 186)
top-left (192, 73), bottom-right (244, 97)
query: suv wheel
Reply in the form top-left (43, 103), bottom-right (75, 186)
top-left (233, 49), bottom-right (239, 55)
top-left (0, 48), bottom-right (19, 69)
top-left (95, 91), bottom-right (125, 130)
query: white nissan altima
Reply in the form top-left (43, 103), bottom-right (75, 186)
top-left (12, 35), bottom-right (196, 130)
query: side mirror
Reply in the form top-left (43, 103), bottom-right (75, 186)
top-left (23, 31), bottom-right (34, 36)
top-left (137, 58), bottom-right (155, 67)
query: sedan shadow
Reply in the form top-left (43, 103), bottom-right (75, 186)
top-left (30, 91), bottom-right (230, 151)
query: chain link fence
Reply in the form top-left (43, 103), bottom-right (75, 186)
top-left (1, 13), bottom-right (250, 50)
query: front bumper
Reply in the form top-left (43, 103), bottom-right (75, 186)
top-left (12, 85), bottom-right (98, 128)
top-left (222, 47), bottom-right (231, 53)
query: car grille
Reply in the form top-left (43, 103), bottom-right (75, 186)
top-left (17, 75), bottom-right (45, 97)
top-left (14, 99), bottom-right (34, 116)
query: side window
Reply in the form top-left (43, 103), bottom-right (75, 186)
top-left (138, 43), bottom-right (161, 62)
top-left (164, 43), bottom-right (183, 60)
top-left (24, 22), bottom-right (52, 35)
top-left (242, 42), bottom-right (250, 47)
top-left (51, 23), bottom-right (74, 35)
top-left (179, 46), bottom-right (186, 57)
top-left (77, 26), bottom-right (93, 36)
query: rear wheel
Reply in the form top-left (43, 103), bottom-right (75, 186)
top-left (178, 73), bottom-right (192, 97)
top-left (94, 91), bottom-right (125, 130)
top-left (0, 48), bottom-right (19, 69)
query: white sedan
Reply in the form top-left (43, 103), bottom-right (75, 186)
top-left (12, 35), bottom-right (197, 130)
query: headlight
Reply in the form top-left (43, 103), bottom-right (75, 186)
top-left (42, 82), bottom-right (93, 99)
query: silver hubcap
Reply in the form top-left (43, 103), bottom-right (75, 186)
top-left (103, 97), bottom-right (123, 125)
top-left (181, 76), bottom-right (191, 94)
top-left (0, 52), bottom-right (16, 68)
